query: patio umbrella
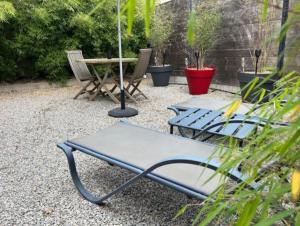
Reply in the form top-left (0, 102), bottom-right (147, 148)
top-left (108, 0), bottom-right (138, 118)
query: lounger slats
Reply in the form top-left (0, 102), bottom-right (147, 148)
top-left (218, 123), bottom-right (241, 136)
top-left (169, 106), bottom-right (260, 141)
top-left (179, 109), bottom-right (210, 126)
top-left (168, 108), bottom-right (199, 124)
top-left (217, 115), bottom-right (244, 136)
top-left (190, 111), bottom-right (223, 130)
top-left (207, 115), bottom-right (225, 133)
top-left (234, 124), bottom-right (257, 139)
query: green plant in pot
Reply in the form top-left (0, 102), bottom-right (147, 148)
top-left (148, 7), bottom-right (173, 87)
top-left (185, 3), bottom-right (220, 95)
top-left (238, 1), bottom-right (278, 103)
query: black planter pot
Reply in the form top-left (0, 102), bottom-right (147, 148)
top-left (148, 65), bottom-right (172, 87)
top-left (238, 71), bottom-right (275, 103)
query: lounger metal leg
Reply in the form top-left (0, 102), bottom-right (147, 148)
top-left (170, 125), bottom-right (174, 134)
top-left (178, 127), bottom-right (189, 138)
top-left (239, 140), bottom-right (244, 147)
top-left (200, 134), bottom-right (215, 142)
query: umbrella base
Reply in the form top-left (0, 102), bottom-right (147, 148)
top-left (108, 107), bottom-right (138, 118)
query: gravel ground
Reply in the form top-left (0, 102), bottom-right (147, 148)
top-left (0, 79), bottom-right (234, 225)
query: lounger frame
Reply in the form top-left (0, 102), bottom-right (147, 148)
top-left (57, 122), bottom-right (258, 205)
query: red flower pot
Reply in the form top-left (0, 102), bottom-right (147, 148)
top-left (185, 67), bottom-right (215, 95)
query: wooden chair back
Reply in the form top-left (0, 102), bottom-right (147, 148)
top-left (131, 48), bottom-right (152, 81)
top-left (66, 50), bottom-right (93, 82)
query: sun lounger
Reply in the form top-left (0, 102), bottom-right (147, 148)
top-left (57, 121), bottom-right (258, 205)
top-left (169, 96), bottom-right (253, 114)
top-left (168, 96), bottom-right (288, 145)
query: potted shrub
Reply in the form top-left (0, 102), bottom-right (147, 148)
top-left (148, 8), bottom-right (173, 87)
top-left (185, 3), bottom-right (220, 95)
top-left (238, 1), bottom-right (277, 103)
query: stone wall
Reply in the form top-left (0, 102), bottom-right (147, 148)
top-left (158, 0), bottom-right (299, 86)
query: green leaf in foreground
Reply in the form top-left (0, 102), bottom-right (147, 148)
top-left (198, 203), bottom-right (227, 226)
top-left (236, 196), bottom-right (260, 226)
top-left (254, 209), bottom-right (295, 226)
top-left (126, 0), bottom-right (136, 35)
top-left (174, 205), bottom-right (188, 219)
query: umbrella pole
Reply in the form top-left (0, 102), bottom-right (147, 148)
top-left (117, 0), bottom-right (125, 110)
top-left (108, 0), bottom-right (138, 118)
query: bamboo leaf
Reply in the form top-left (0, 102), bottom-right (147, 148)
top-left (295, 212), bottom-right (300, 226)
top-left (258, 88), bottom-right (266, 102)
top-left (144, 0), bottom-right (151, 37)
top-left (198, 203), bottom-right (227, 226)
top-left (255, 209), bottom-right (295, 226)
top-left (243, 77), bottom-right (259, 100)
top-left (279, 128), bottom-right (300, 154)
top-left (292, 169), bottom-right (300, 202)
top-left (224, 100), bottom-right (242, 117)
top-left (126, 0), bottom-right (135, 35)
top-left (187, 11), bottom-right (196, 47)
top-left (289, 105), bottom-right (300, 122)
top-left (261, 0), bottom-right (268, 23)
top-left (236, 196), bottom-right (260, 226)
top-left (174, 205), bottom-right (188, 219)
top-left (88, 0), bottom-right (106, 16)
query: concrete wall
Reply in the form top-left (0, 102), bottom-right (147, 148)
top-left (158, 0), bottom-right (299, 86)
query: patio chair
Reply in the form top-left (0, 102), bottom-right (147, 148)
top-left (168, 96), bottom-right (288, 146)
top-left (112, 49), bottom-right (152, 101)
top-left (57, 120), bottom-right (258, 205)
top-left (125, 48), bottom-right (152, 99)
top-left (66, 50), bottom-right (100, 99)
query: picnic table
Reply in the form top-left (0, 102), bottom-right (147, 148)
top-left (77, 58), bottom-right (138, 103)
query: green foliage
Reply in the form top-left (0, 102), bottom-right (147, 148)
top-left (187, 72), bottom-right (300, 225)
top-left (186, 1), bottom-right (220, 69)
top-left (125, 0), bottom-right (300, 224)
top-left (177, 3), bottom-right (300, 224)
top-left (149, 7), bottom-right (173, 65)
top-left (0, 1), bottom-right (15, 22)
top-left (0, 0), bottom-right (147, 82)
top-left (124, 0), bottom-right (155, 37)
top-left (186, 6), bottom-right (300, 224)
top-left (249, 0), bottom-right (278, 72)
